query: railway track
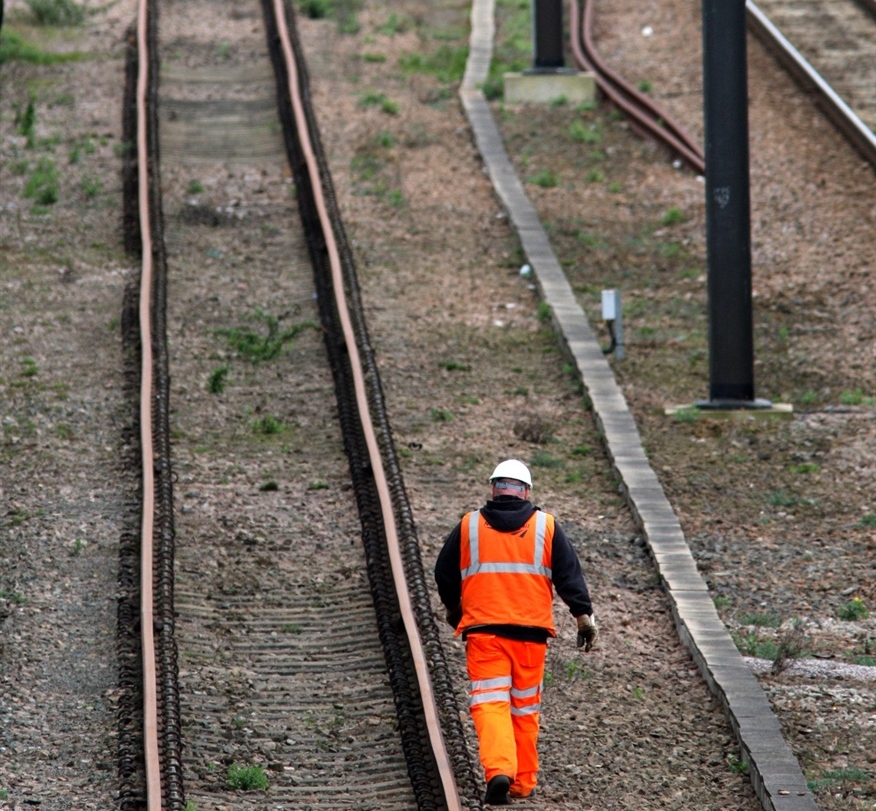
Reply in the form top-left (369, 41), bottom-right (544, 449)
top-left (122, 0), bottom-right (479, 808)
top-left (576, 0), bottom-right (876, 169)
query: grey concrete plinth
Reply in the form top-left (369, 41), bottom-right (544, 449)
top-left (665, 402), bottom-right (794, 420)
top-left (503, 71), bottom-right (596, 105)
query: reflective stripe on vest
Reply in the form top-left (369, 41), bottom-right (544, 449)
top-left (461, 510), bottom-right (552, 580)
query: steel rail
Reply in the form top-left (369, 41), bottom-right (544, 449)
top-left (570, 0), bottom-right (706, 175)
top-left (271, 1), bottom-right (463, 809)
top-left (746, 0), bottom-right (876, 167)
top-left (134, 0), bottom-right (162, 806)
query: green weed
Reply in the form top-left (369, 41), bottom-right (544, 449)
top-left (377, 11), bottom-right (409, 35)
top-left (807, 767), bottom-right (869, 793)
top-left (530, 451), bottom-right (563, 469)
top-left (207, 366), bottom-right (229, 393)
top-left (788, 462), bottom-right (819, 475)
top-left (673, 406), bottom-right (699, 424)
top-left (24, 158), bottom-right (59, 205)
top-left (25, 0), bottom-right (85, 25)
top-left (568, 120), bottom-right (601, 143)
top-left (219, 312), bottom-right (314, 363)
top-left (356, 91), bottom-right (398, 114)
top-left (585, 168), bottom-right (604, 183)
top-left (253, 415), bottom-right (283, 435)
top-left (398, 45), bottom-right (468, 83)
top-left (528, 169), bottom-right (558, 188)
top-left (298, 0), bottom-right (330, 19)
top-left (226, 763), bottom-right (268, 791)
top-left (17, 98), bottom-right (37, 148)
top-left (81, 175), bottom-right (101, 199)
top-left (636, 79), bottom-right (652, 93)
top-left (536, 301), bottom-right (551, 322)
top-left (860, 514), bottom-right (876, 527)
top-left (430, 407), bottom-right (454, 423)
top-left (20, 357), bottom-right (39, 377)
top-left (713, 595), bottom-right (731, 609)
top-left (661, 206), bottom-right (685, 226)
top-left (187, 180), bottom-right (204, 194)
top-left (837, 596), bottom-right (869, 621)
top-left (727, 754), bottom-right (749, 775)
top-left (440, 360), bottom-right (471, 371)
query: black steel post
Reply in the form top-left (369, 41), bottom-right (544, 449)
top-left (531, 0), bottom-right (565, 71)
top-left (699, 0), bottom-right (767, 408)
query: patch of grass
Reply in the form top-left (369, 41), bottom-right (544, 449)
top-left (636, 79), bottom-right (652, 93)
top-left (207, 366), bottom-right (229, 393)
top-left (187, 180), bottom-right (204, 195)
top-left (731, 631), bottom-right (779, 660)
top-left (362, 52), bottom-right (386, 63)
top-left (282, 623), bottom-right (303, 634)
top-left (358, 90), bottom-right (399, 115)
top-left (673, 406), bottom-right (699, 424)
top-left (377, 11), bottom-right (410, 35)
top-left (530, 451), bottom-right (563, 469)
top-left (807, 767), bottom-right (869, 793)
top-left (17, 97), bottom-right (37, 148)
top-left (839, 388), bottom-right (874, 405)
top-left (536, 301), bottom-right (551, 322)
top-left (738, 613), bottom-right (781, 628)
top-left (258, 481), bottom-right (279, 492)
top-left (20, 357), bottom-right (39, 377)
top-left (440, 360), bottom-right (471, 371)
top-left (308, 480), bottom-right (329, 490)
top-left (398, 45), bottom-right (468, 83)
top-left (860, 513), bottom-right (876, 527)
top-left (253, 415), bottom-right (283, 435)
top-left (788, 462), bottom-right (819, 475)
top-left (24, 158), bottom-right (59, 205)
top-left (226, 763), bottom-right (269, 791)
top-left (81, 175), bottom-right (101, 199)
top-left (25, 0), bottom-right (86, 25)
top-left (767, 489), bottom-right (798, 508)
top-left (585, 168), bottom-right (604, 183)
top-left (837, 596), bottom-right (869, 621)
top-left (528, 169), bottom-right (558, 188)
top-left (568, 120), bottom-right (600, 143)
top-left (661, 206), bottom-right (685, 226)
top-left (0, 589), bottom-right (27, 605)
top-left (298, 0), bottom-right (330, 18)
top-left (430, 407), bottom-right (454, 423)
top-left (713, 595), bottom-right (731, 609)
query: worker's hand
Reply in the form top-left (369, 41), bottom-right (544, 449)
top-left (445, 604), bottom-right (463, 629)
top-left (576, 614), bottom-right (598, 652)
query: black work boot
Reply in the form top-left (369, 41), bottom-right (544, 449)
top-left (484, 774), bottom-right (511, 805)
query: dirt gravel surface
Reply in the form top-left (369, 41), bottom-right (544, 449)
top-left (0, 0), bottom-right (874, 810)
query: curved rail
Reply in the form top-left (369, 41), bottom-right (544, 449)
top-left (570, 0), bottom-right (706, 174)
top-left (270, 3), bottom-right (462, 807)
top-left (746, 0), bottom-right (876, 167)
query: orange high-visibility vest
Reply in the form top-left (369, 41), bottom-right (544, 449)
top-left (456, 510), bottom-right (556, 636)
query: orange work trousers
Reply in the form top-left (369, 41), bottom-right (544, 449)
top-left (465, 633), bottom-right (546, 798)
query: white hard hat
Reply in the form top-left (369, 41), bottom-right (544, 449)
top-left (489, 459), bottom-right (532, 487)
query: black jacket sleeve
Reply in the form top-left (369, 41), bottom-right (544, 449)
top-left (551, 521), bottom-right (593, 617)
top-left (434, 522), bottom-right (463, 610)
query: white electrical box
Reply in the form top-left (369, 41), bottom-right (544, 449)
top-left (601, 289), bottom-right (619, 320)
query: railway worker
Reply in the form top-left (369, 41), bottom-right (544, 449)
top-left (434, 459), bottom-right (597, 805)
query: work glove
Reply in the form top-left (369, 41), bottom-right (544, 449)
top-left (445, 604), bottom-right (463, 630)
top-left (576, 614), bottom-right (598, 652)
